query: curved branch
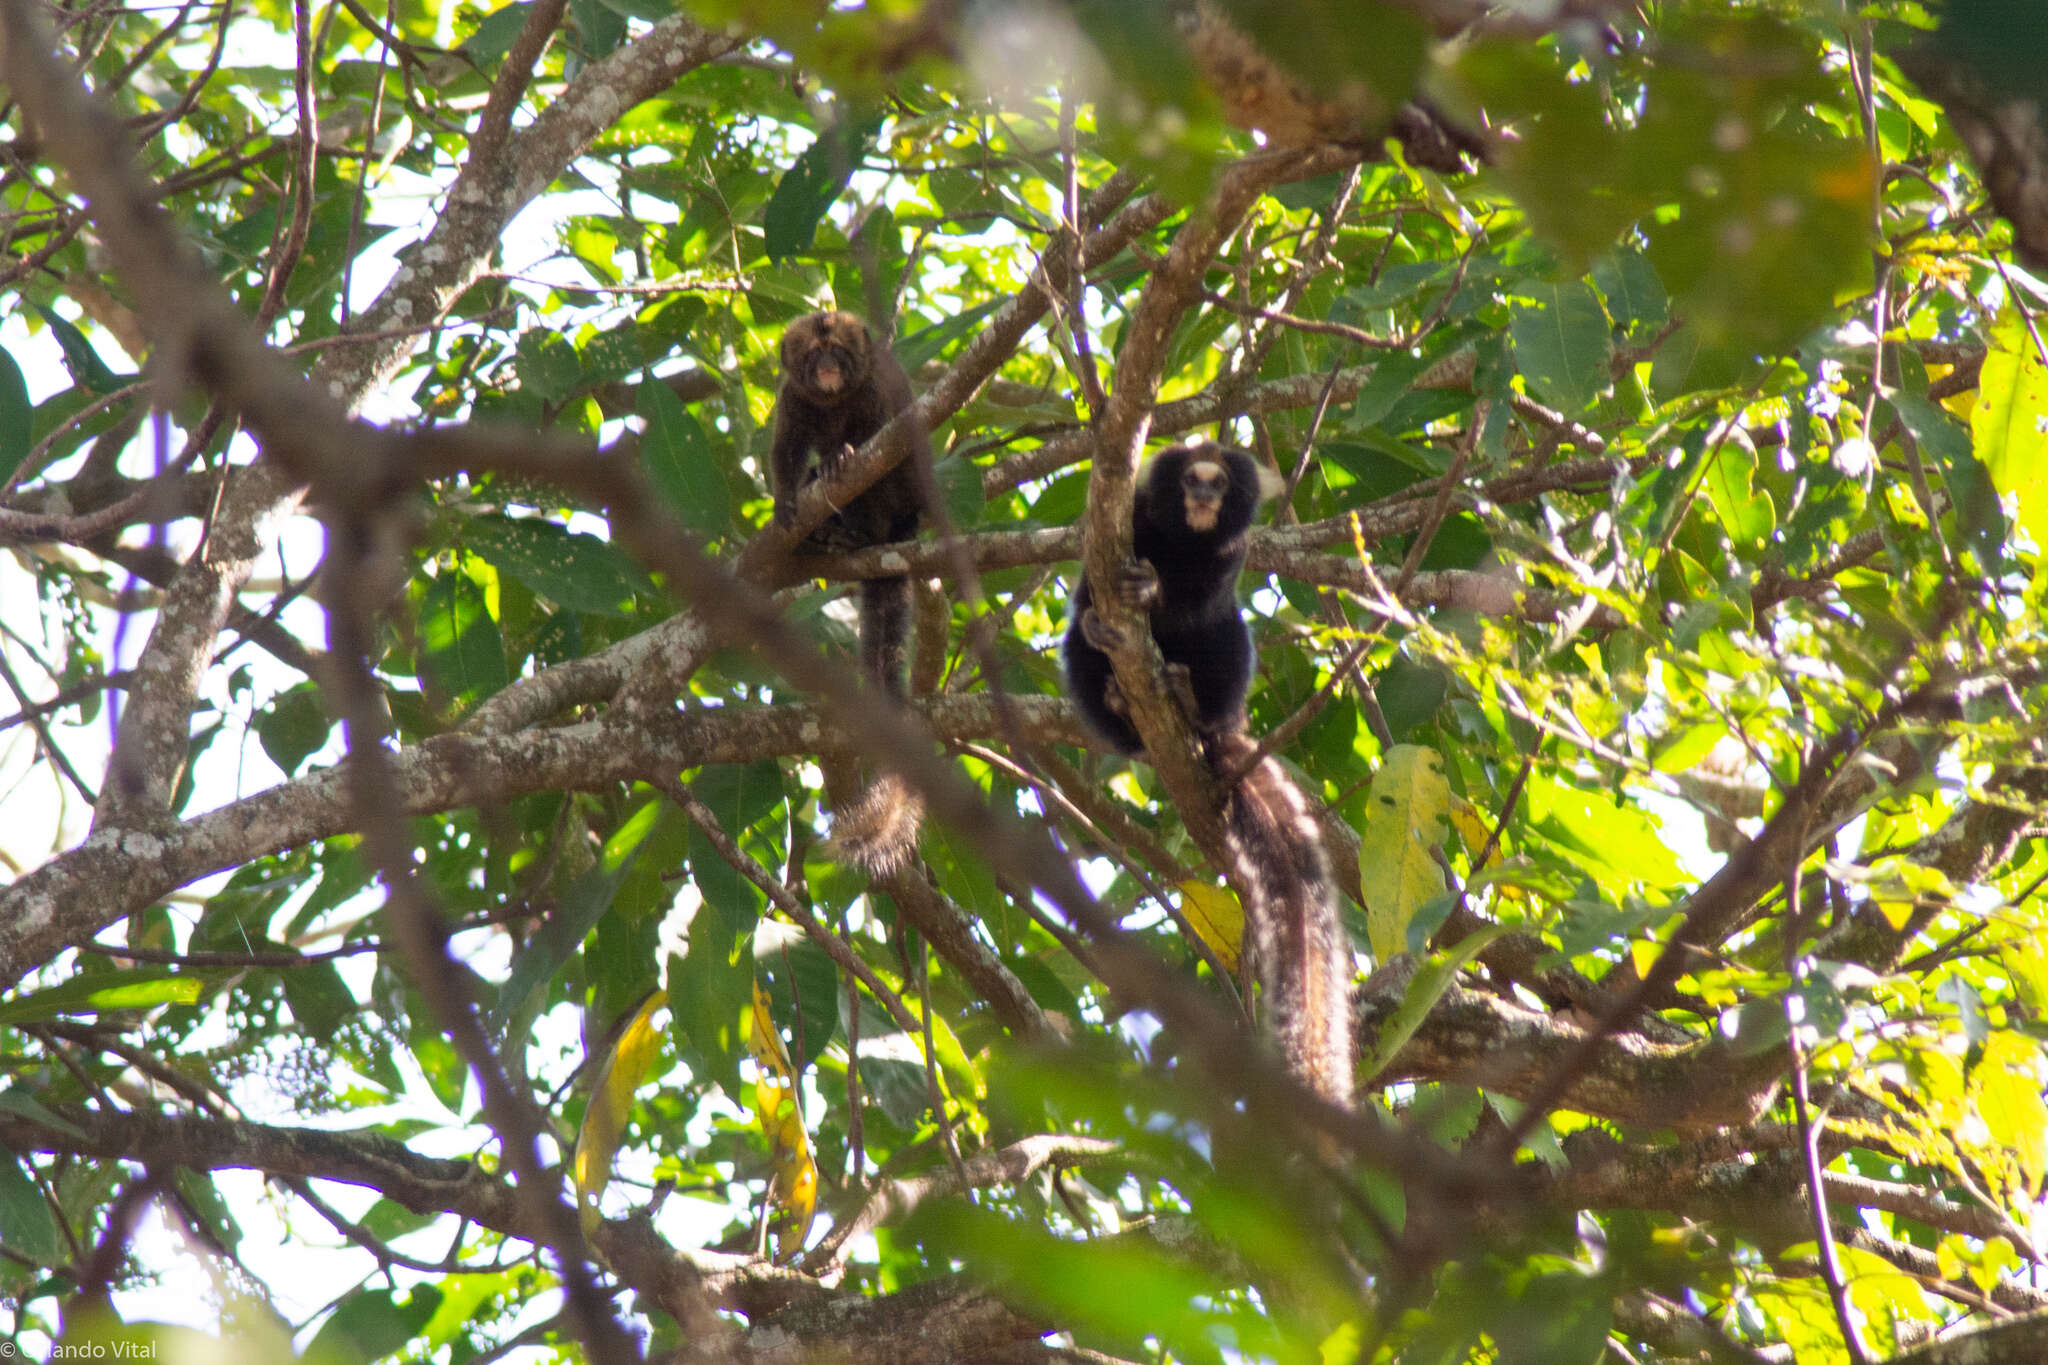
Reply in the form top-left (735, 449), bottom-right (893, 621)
top-left (1359, 958), bottom-right (1785, 1132)
top-left (808, 1134), bottom-right (1121, 1268)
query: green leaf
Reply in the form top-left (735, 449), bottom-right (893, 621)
top-left (1701, 438), bottom-right (1774, 549)
top-left (1651, 722), bottom-right (1727, 774)
top-left (692, 760), bottom-right (788, 834)
top-left (895, 299), bottom-right (1005, 373)
top-left (490, 842), bottom-right (641, 1036)
top-left (1975, 1032), bottom-right (2048, 1188)
top-left (1508, 280), bottom-right (1613, 414)
top-left (281, 960), bottom-right (354, 1035)
top-left (514, 329), bottom-right (582, 404)
top-left (668, 923), bottom-right (754, 1100)
top-left (759, 938), bottom-right (839, 1074)
top-left (638, 376), bottom-right (733, 536)
top-left (175, 1169), bottom-right (242, 1251)
top-left (356, 1198), bottom-right (440, 1244)
top-left (1360, 745), bottom-right (1453, 963)
top-left (1899, 391), bottom-right (2008, 570)
top-left (254, 683), bottom-right (333, 776)
top-left (568, 0), bottom-right (627, 61)
top-left (688, 821), bottom-right (765, 939)
top-left (931, 454), bottom-right (986, 528)
top-left (1718, 997), bottom-right (1789, 1058)
top-left (1525, 773), bottom-right (1683, 887)
top-left (32, 303), bottom-right (125, 394)
top-left (462, 2), bottom-right (534, 70)
top-left (0, 1089), bottom-right (88, 1140)
top-left (1372, 656), bottom-right (1447, 742)
top-left (1359, 926), bottom-right (1510, 1082)
top-left (463, 513), bottom-right (650, 617)
top-left (765, 116), bottom-right (879, 263)
top-left (1347, 346), bottom-right (1437, 431)
top-left (1590, 246), bottom-right (1668, 334)
top-left (1492, 1271), bottom-right (1614, 1365)
top-left (0, 343), bottom-right (31, 485)
top-left (0, 969), bottom-right (205, 1025)
top-left (0, 1154), bottom-right (62, 1263)
top-left (305, 1285), bottom-right (444, 1365)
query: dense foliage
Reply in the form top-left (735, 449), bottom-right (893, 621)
top-left (3, 0), bottom-right (2048, 1361)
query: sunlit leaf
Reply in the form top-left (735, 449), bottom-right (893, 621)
top-left (0, 970), bottom-right (205, 1025)
top-left (1179, 879), bottom-right (1244, 972)
top-left (1360, 745), bottom-right (1453, 962)
top-left (1972, 305), bottom-right (2048, 557)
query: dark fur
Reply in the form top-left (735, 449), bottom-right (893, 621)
top-left (771, 311), bottom-right (930, 876)
top-left (1062, 443), bottom-right (1352, 1109)
top-left (769, 309), bottom-right (929, 699)
top-left (1062, 444), bottom-right (1269, 751)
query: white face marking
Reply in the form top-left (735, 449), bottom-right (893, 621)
top-left (1182, 460), bottom-right (1227, 531)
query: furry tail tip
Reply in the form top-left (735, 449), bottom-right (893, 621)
top-left (821, 774), bottom-right (924, 877)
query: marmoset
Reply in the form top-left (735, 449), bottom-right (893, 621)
top-left (769, 310), bottom-right (931, 875)
top-left (1063, 442), bottom-right (1352, 1110)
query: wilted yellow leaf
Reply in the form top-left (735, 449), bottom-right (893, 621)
top-left (1447, 796), bottom-right (1495, 868)
top-left (574, 989), bottom-right (668, 1232)
top-left (1179, 879), bottom-right (1244, 973)
top-left (749, 981), bottom-right (818, 1258)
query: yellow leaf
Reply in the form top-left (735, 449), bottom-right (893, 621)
top-left (1974, 1236), bottom-right (2022, 1293)
top-left (1447, 797), bottom-right (1494, 867)
top-left (1629, 939), bottom-right (1661, 980)
top-left (574, 989), bottom-right (668, 1232)
top-left (1179, 879), bottom-right (1244, 973)
top-left (1360, 746), bottom-right (1452, 962)
top-left (749, 981), bottom-right (818, 1257)
top-left (1319, 1319), bottom-right (1364, 1364)
top-left (1974, 1032), bottom-right (2048, 1190)
top-left (1935, 1233), bottom-right (1965, 1283)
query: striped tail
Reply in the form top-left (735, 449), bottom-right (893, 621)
top-left (1209, 732), bottom-right (1353, 1111)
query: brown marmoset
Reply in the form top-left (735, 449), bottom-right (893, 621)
top-left (770, 310), bottom-right (932, 875)
top-left (1063, 442), bottom-right (1353, 1111)
top-left (770, 309), bottom-right (930, 697)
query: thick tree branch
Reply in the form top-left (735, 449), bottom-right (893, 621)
top-left (0, 693), bottom-right (1078, 989)
top-left (1359, 957), bottom-right (1784, 1132)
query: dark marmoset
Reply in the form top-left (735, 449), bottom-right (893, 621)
top-left (1062, 442), bottom-right (1353, 1112)
top-left (1063, 443), bottom-right (1278, 754)
top-left (770, 310), bottom-right (932, 876)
